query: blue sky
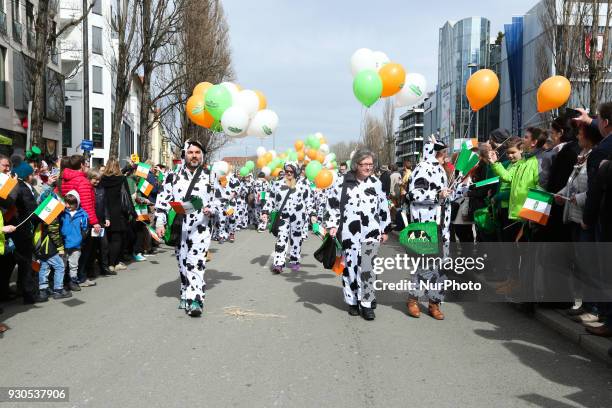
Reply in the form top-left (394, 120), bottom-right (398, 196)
top-left (217, 0), bottom-right (537, 159)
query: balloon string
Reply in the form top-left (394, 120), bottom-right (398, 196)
top-left (522, 112), bottom-right (541, 127)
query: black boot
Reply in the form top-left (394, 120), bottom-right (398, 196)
top-left (348, 304), bottom-right (360, 316)
top-left (34, 289), bottom-right (49, 303)
top-left (360, 306), bottom-right (375, 321)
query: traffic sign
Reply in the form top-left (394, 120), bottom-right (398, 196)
top-left (81, 140), bottom-right (94, 151)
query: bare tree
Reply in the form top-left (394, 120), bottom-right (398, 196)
top-left (108, 0), bottom-right (142, 159)
top-left (361, 114), bottom-right (385, 165)
top-left (381, 99), bottom-right (396, 166)
top-left (330, 140), bottom-right (360, 164)
top-left (30, 1), bottom-right (93, 148)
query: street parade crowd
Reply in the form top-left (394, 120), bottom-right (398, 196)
top-left (1, 105), bottom-right (612, 342)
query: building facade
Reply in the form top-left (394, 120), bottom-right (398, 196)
top-left (395, 105), bottom-right (424, 166)
top-left (436, 17), bottom-right (493, 149)
top-left (0, 0), bottom-right (64, 159)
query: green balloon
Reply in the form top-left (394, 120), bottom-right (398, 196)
top-left (310, 138), bottom-right (320, 150)
top-left (305, 161), bottom-right (323, 182)
top-left (239, 167), bottom-right (249, 177)
top-left (211, 120), bottom-right (223, 132)
top-left (270, 158), bottom-right (280, 169)
top-left (289, 152), bottom-right (298, 162)
top-left (31, 146), bottom-right (42, 155)
top-left (353, 69), bottom-right (382, 108)
top-left (245, 160), bottom-right (255, 170)
top-left (328, 153), bottom-right (336, 162)
top-left (305, 134), bottom-right (316, 148)
top-left (205, 84), bottom-right (233, 120)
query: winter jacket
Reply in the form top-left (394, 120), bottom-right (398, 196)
top-left (33, 220), bottom-right (64, 260)
top-left (547, 140), bottom-right (580, 193)
top-left (60, 207), bottom-right (89, 249)
top-left (583, 122), bottom-right (612, 227)
top-left (61, 168), bottom-right (99, 225)
top-left (95, 186), bottom-right (110, 225)
top-left (558, 150), bottom-right (590, 225)
top-left (491, 155), bottom-right (539, 220)
top-left (100, 175), bottom-right (128, 232)
top-left (11, 180), bottom-right (39, 240)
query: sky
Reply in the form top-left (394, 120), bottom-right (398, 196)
top-left (217, 0), bottom-right (537, 159)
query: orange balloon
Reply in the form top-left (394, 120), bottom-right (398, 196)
top-left (263, 152), bottom-right (273, 163)
top-left (297, 150), bottom-right (305, 161)
top-left (315, 169), bottom-right (333, 189)
top-left (319, 137), bottom-right (327, 145)
top-left (271, 168), bottom-right (281, 177)
top-left (379, 63), bottom-right (406, 97)
top-left (257, 157), bottom-right (267, 168)
top-left (254, 90), bottom-right (267, 110)
top-left (295, 140), bottom-right (304, 151)
top-left (307, 149), bottom-right (318, 160)
top-left (537, 76), bottom-right (571, 113)
top-left (225, 208), bottom-right (234, 216)
top-left (186, 95), bottom-right (214, 128)
top-left (193, 82), bottom-right (213, 98)
top-left (316, 152), bottom-right (325, 163)
top-left (219, 175), bottom-right (227, 187)
top-left (466, 69), bottom-right (499, 111)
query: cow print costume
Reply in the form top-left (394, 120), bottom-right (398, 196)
top-left (213, 174), bottom-right (238, 242)
top-left (325, 171), bottom-right (391, 308)
top-left (263, 163), bottom-right (315, 270)
top-left (155, 142), bottom-right (219, 310)
top-left (407, 140), bottom-right (467, 303)
top-left (252, 176), bottom-right (270, 232)
top-left (235, 175), bottom-right (251, 230)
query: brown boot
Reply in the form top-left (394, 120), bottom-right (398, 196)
top-left (428, 302), bottom-right (445, 320)
top-left (407, 298), bottom-right (420, 318)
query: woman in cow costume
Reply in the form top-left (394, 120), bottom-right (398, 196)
top-left (406, 136), bottom-right (467, 320)
top-left (261, 162), bottom-right (316, 273)
top-left (213, 173), bottom-right (238, 243)
top-left (252, 172), bottom-right (270, 232)
top-left (326, 148), bottom-right (391, 321)
top-left (155, 140), bottom-right (219, 317)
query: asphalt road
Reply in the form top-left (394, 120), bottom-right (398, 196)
top-left (1, 229), bottom-right (611, 408)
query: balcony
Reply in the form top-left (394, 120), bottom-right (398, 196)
top-left (12, 21), bottom-right (22, 43)
top-left (27, 29), bottom-right (35, 50)
top-left (0, 12), bottom-right (7, 36)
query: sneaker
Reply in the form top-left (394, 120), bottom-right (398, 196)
top-left (68, 281), bottom-right (81, 292)
top-left (102, 268), bottom-right (117, 276)
top-left (115, 263), bottom-right (128, 271)
top-left (572, 312), bottom-right (599, 324)
top-left (133, 253), bottom-right (146, 262)
top-left (257, 229), bottom-right (264, 233)
top-left (271, 266), bottom-right (283, 274)
top-left (80, 279), bottom-right (97, 287)
top-left (52, 289), bottom-right (72, 299)
top-left (178, 299), bottom-right (187, 310)
top-left (348, 305), bottom-right (360, 316)
top-left (360, 306), bottom-right (375, 321)
top-left (188, 301), bottom-right (202, 317)
top-left (34, 290), bottom-right (49, 303)
top-left (289, 262), bottom-right (301, 272)
top-left (218, 239), bottom-right (225, 245)
top-left (229, 234), bottom-right (235, 243)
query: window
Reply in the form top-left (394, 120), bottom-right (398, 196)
top-left (92, 66), bottom-right (103, 93)
top-left (92, 0), bottom-right (102, 15)
top-left (92, 108), bottom-right (104, 148)
top-left (0, 47), bottom-right (5, 106)
top-left (12, 0), bottom-right (19, 21)
top-left (63, 106), bottom-right (72, 147)
top-left (92, 26), bottom-right (102, 54)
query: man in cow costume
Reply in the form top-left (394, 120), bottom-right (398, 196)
top-left (261, 162), bottom-right (316, 273)
top-left (214, 173), bottom-right (238, 243)
top-left (252, 172), bottom-right (270, 232)
top-left (326, 148), bottom-right (391, 321)
top-left (155, 140), bottom-right (218, 317)
top-left (406, 136), bottom-right (467, 320)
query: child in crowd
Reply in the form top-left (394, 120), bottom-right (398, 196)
top-left (60, 191), bottom-right (89, 291)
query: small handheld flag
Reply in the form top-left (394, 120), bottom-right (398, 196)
top-left (518, 189), bottom-right (553, 225)
top-left (135, 204), bottom-right (149, 221)
top-left (138, 178), bottom-right (153, 196)
top-left (34, 195), bottom-right (65, 225)
top-left (455, 142), bottom-right (480, 175)
top-left (0, 173), bottom-right (18, 199)
top-left (147, 225), bottom-right (162, 243)
top-left (135, 162), bottom-right (151, 178)
top-left (169, 198), bottom-right (203, 215)
top-left (474, 176), bottom-right (499, 188)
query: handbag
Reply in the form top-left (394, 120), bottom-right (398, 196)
top-left (120, 179), bottom-right (137, 221)
top-left (164, 167), bottom-right (203, 246)
top-left (268, 187), bottom-right (294, 237)
top-left (398, 221), bottom-right (440, 255)
top-left (314, 234), bottom-right (338, 269)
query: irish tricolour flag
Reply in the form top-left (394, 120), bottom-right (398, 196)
top-left (135, 162), bottom-right (151, 178)
top-left (34, 195), bottom-right (65, 224)
top-left (0, 172), bottom-right (17, 199)
top-left (135, 204), bottom-right (149, 221)
top-left (138, 178), bottom-right (153, 196)
top-left (518, 189), bottom-right (553, 225)
top-left (170, 199), bottom-right (203, 215)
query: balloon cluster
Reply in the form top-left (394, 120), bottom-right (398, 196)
top-left (238, 160), bottom-right (255, 177)
top-left (254, 133), bottom-right (337, 189)
top-left (186, 82), bottom-right (279, 138)
top-left (350, 48), bottom-right (428, 109)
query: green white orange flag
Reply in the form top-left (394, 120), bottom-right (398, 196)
top-left (518, 189), bottom-right (553, 225)
top-left (34, 195), bottom-right (65, 224)
top-left (455, 141), bottom-right (480, 175)
top-left (135, 162), bottom-right (151, 178)
top-left (0, 173), bottom-right (17, 199)
top-left (138, 178), bottom-right (153, 196)
top-left (147, 225), bottom-right (162, 243)
top-left (135, 204), bottom-right (149, 221)
top-left (474, 176), bottom-right (499, 188)
top-left (169, 198), bottom-right (203, 215)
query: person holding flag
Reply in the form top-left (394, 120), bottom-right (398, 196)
top-left (155, 140), bottom-right (219, 317)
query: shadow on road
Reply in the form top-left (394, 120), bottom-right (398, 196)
top-left (458, 302), bottom-right (612, 408)
top-left (155, 269), bottom-right (243, 300)
top-left (250, 255), bottom-right (269, 267)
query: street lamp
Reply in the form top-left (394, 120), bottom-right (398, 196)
top-left (467, 63), bottom-right (478, 141)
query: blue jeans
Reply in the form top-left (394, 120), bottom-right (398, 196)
top-left (38, 254), bottom-right (65, 292)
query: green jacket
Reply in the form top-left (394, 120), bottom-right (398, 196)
top-left (494, 160), bottom-right (513, 209)
top-left (491, 155), bottom-right (539, 220)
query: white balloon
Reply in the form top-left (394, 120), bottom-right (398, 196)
top-left (319, 144), bottom-right (330, 154)
top-left (395, 73), bottom-right (427, 108)
top-left (256, 146), bottom-right (267, 157)
top-left (221, 106), bottom-right (250, 137)
top-left (372, 51), bottom-right (390, 71)
top-left (350, 48), bottom-right (376, 76)
top-left (268, 150), bottom-right (277, 159)
top-left (247, 109), bottom-right (279, 138)
top-left (235, 90), bottom-right (259, 118)
top-left (262, 166), bottom-right (271, 177)
top-left (220, 82), bottom-right (240, 102)
top-left (315, 132), bottom-right (324, 140)
top-left (212, 161), bottom-right (229, 176)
